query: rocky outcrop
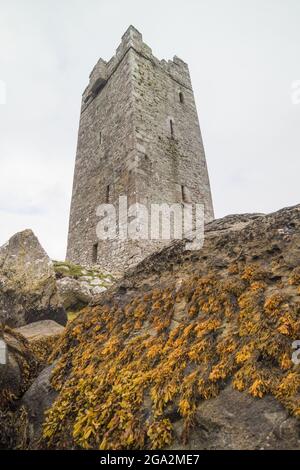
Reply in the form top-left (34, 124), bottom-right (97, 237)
top-left (54, 261), bottom-right (114, 311)
top-left (56, 277), bottom-right (108, 309)
top-left (0, 230), bottom-right (67, 328)
top-left (0, 321), bottom-right (64, 449)
top-left (0, 329), bottom-right (38, 398)
top-left (0, 328), bottom-right (38, 449)
top-left (21, 364), bottom-right (58, 449)
top-left (38, 204), bottom-right (300, 450)
top-left (2, 205), bottom-right (300, 450)
top-left (0, 232), bottom-right (67, 449)
top-left (14, 320), bottom-right (65, 364)
top-left (171, 385), bottom-right (300, 450)
top-left (14, 320), bottom-right (65, 343)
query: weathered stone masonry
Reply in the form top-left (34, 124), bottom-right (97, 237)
top-left (66, 26), bottom-right (214, 273)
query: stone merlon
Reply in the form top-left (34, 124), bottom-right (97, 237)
top-left (83, 25), bottom-right (191, 106)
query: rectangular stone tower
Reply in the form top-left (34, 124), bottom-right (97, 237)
top-left (66, 26), bottom-right (214, 274)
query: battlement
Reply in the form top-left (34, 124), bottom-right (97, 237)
top-left (83, 26), bottom-right (192, 107)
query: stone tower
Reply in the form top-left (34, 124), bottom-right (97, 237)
top-left (66, 26), bottom-right (214, 274)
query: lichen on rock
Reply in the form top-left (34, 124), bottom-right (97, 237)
top-left (54, 260), bottom-right (115, 316)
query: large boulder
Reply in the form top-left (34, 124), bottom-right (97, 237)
top-left (39, 204), bottom-right (300, 450)
top-left (0, 322), bottom-right (64, 392)
top-left (0, 328), bottom-right (38, 449)
top-left (56, 277), bottom-right (93, 308)
top-left (0, 230), bottom-right (67, 327)
top-left (14, 320), bottom-right (65, 343)
top-left (0, 321), bottom-right (64, 449)
top-left (56, 277), bottom-right (107, 309)
top-left (14, 320), bottom-right (65, 363)
top-left (54, 261), bottom-right (114, 310)
top-left (21, 364), bottom-right (58, 449)
top-left (0, 329), bottom-right (36, 400)
top-left (171, 385), bottom-right (300, 450)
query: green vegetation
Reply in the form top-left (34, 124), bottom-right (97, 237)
top-left (53, 261), bottom-right (114, 282)
top-left (67, 304), bottom-right (87, 323)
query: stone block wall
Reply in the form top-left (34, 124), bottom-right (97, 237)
top-left (66, 26), bottom-right (214, 274)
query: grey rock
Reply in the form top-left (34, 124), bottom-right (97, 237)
top-left (25, 204), bottom-right (300, 450)
top-left (0, 329), bottom-right (36, 449)
top-left (0, 230), bottom-right (67, 327)
top-left (0, 350), bottom-right (22, 397)
top-left (91, 285), bottom-right (107, 296)
top-left (170, 385), bottom-right (300, 450)
top-left (56, 276), bottom-right (107, 309)
top-left (22, 364), bottom-right (58, 448)
top-left (14, 320), bottom-right (65, 343)
top-left (0, 329), bottom-right (37, 400)
top-left (56, 277), bottom-right (92, 308)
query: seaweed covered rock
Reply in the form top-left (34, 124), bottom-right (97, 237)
top-left (37, 205), bottom-right (300, 449)
top-left (171, 385), bottom-right (300, 450)
top-left (0, 322), bottom-right (64, 449)
top-left (0, 328), bottom-right (38, 448)
top-left (14, 320), bottom-right (65, 363)
top-left (0, 230), bottom-right (67, 328)
top-left (22, 364), bottom-right (58, 449)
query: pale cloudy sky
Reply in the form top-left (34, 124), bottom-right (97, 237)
top-left (0, 0), bottom-right (299, 259)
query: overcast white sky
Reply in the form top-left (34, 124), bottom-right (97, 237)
top-left (0, 0), bottom-right (299, 259)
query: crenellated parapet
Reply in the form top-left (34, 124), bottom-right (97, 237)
top-left (83, 26), bottom-right (191, 108)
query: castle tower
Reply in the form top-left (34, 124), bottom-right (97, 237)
top-left (66, 26), bottom-right (214, 273)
